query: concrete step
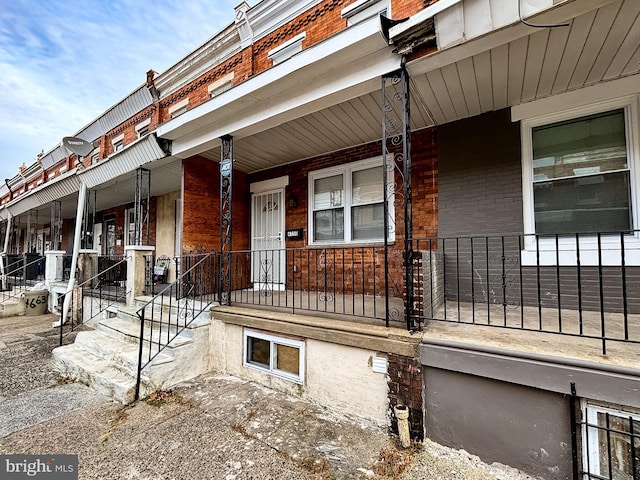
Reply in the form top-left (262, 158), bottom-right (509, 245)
top-left (98, 316), bottom-right (193, 348)
top-left (52, 344), bottom-right (143, 404)
top-left (74, 330), bottom-right (174, 370)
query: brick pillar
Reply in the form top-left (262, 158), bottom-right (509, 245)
top-left (125, 245), bottom-right (154, 306)
top-left (387, 354), bottom-right (424, 441)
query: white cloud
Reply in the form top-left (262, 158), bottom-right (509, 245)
top-left (0, 0), bottom-right (238, 180)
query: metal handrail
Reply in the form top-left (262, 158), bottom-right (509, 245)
top-left (57, 258), bottom-right (129, 346)
top-left (134, 251), bottom-right (218, 400)
top-left (0, 256), bottom-right (45, 302)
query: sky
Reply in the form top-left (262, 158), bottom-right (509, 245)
top-left (0, 0), bottom-right (240, 181)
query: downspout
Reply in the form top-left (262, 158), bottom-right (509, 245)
top-left (61, 181), bottom-right (87, 325)
top-left (1, 212), bottom-right (12, 290)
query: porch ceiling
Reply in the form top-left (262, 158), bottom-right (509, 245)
top-left (193, 0), bottom-right (639, 174)
top-left (406, 0), bottom-right (640, 125)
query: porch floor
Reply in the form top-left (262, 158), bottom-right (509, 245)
top-left (423, 300), bottom-right (640, 370)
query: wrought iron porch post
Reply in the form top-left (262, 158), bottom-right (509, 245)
top-left (134, 168), bottom-right (150, 245)
top-left (382, 68), bottom-right (414, 330)
top-left (219, 135), bottom-right (233, 305)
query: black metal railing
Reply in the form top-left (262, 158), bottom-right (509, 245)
top-left (410, 231), bottom-right (640, 354)
top-left (134, 251), bottom-right (218, 400)
top-left (0, 255), bottom-right (45, 302)
top-left (58, 258), bottom-right (129, 346)
top-left (225, 245), bottom-right (405, 324)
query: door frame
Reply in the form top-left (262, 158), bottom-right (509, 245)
top-left (250, 176), bottom-right (289, 290)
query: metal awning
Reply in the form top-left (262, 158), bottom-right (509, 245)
top-left (78, 133), bottom-right (169, 189)
top-left (4, 170), bottom-right (80, 218)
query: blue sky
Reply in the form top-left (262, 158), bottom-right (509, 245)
top-left (0, 0), bottom-right (239, 181)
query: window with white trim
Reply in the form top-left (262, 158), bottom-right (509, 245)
top-left (125, 208), bottom-right (135, 246)
top-left (112, 133), bottom-right (124, 153)
top-left (243, 330), bottom-right (304, 384)
top-left (308, 157), bottom-right (392, 244)
top-left (531, 109), bottom-right (631, 235)
top-left (136, 119), bottom-right (151, 138)
top-left (523, 99), bottom-right (639, 236)
top-left (520, 96), bottom-right (640, 265)
top-left (582, 403), bottom-right (640, 479)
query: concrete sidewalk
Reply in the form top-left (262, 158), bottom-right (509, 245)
top-left (0, 314), bottom-right (538, 479)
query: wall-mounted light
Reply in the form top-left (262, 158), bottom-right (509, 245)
top-left (287, 195), bottom-right (298, 209)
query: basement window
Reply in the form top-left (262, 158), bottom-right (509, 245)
top-left (243, 330), bottom-right (304, 383)
top-left (582, 403), bottom-right (640, 479)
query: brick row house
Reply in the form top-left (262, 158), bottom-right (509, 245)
top-left (1, 0), bottom-right (639, 478)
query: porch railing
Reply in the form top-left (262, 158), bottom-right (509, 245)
top-left (57, 257), bottom-right (129, 346)
top-left (409, 231), bottom-right (640, 354)
top-left (134, 251), bottom-right (219, 400)
top-left (0, 254), bottom-right (45, 302)
top-left (225, 245), bottom-right (405, 325)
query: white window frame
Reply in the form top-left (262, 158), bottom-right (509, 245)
top-left (243, 330), bottom-right (305, 384)
top-left (308, 156), bottom-right (394, 245)
top-left (112, 133), bottom-right (125, 153)
top-left (268, 32), bottom-right (306, 65)
top-left (582, 402), bottom-right (640, 478)
top-left (168, 98), bottom-right (189, 118)
top-left (520, 95), bottom-right (640, 266)
top-left (125, 208), bottom-right (136, 246)
top-left (135, 118), bottom-right (151, 138)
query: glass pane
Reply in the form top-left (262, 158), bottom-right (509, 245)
top-left (314, 175), bottom-right (343, 209)
top-left (594, 412), bottom-right (640, 480)
top-left (275, 344), bottom-right (300, 375)
top-left (247, 337), bottom-right (270, 368)
top-left (352, 166), bottom-right (383, 204)
top-left (534, 171), bottom-right (631, 235)
top-left (533, 109), bottom-right (627, 182)
top-left (313, 209), bottom-right (344, 241)
top-left (352, 204), bottom-right (384, 240)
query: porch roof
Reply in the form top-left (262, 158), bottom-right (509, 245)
top-left (155, 0), bottom-right (639, 176)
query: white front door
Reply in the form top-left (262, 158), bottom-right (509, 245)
top-left (251, 188), bottom-right (285, 288)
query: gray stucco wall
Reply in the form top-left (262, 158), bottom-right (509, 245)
top-left (424, 367), bottom-right (572, 480)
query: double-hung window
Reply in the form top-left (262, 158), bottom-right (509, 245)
top-left (531, 109), bottom-right (631, 235)
top-left (520, 96), bottom-right (640, 265)
top-left (309, 157), bottom-right (391, 244)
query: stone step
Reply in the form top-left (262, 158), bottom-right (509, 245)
top-left (74, 330), bottom-right (174, 371)
top-left (98, 316), bottom-right (193, 348)
top-left (52, 344), bottom-right (143, 404)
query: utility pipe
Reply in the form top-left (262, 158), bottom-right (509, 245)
top-left (394, 405), bottom-right (411, 448)
top-left (60, 181), bottom-right (87, 325)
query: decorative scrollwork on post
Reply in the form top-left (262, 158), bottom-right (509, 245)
top-left (219, 135), bottom-right (233, 305)
top-left (382, 69), bottom-right (415, 330)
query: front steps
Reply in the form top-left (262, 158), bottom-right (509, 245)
top-left (52, 299), bottom-right (213, 404)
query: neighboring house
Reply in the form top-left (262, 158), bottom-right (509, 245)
top-left (1, 0), bottom-right (639, 479)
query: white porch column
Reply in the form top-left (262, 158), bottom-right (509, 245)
top-left (125, 245), bottom-right (155, 306)
top-left (45, 250), bottom-right (66, 282)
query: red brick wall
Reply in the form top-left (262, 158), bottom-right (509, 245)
top-left (159, 0), bottom-right (351, 124)
top-left (388, 354), bottom-right (423, 441)
top-left (245, 128), bottom-right (438, 296)
top-left (391, 0), bottom-right (429, 19)
top-left (182, 155), bottom-right (250, 255)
